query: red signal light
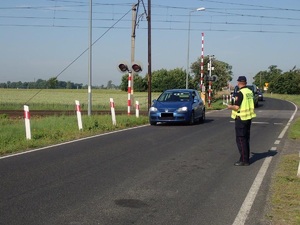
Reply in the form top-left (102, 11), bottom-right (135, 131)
top-left (132, 64), bottom-right (142, 73)
top-left (118, 64), bottom-right (129, 72)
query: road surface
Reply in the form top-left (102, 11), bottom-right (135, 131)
top-left (0, 97), bottom-right (297, 225)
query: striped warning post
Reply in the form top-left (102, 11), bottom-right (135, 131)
top-left (24, 105), bottom-right (31, 140)
top-left (75, 100), bottom-right (83, 130)
top-left (200, 32), bottom-right (204, 91)
top-left (135, 101), bottom-right (140, 118)
top-left (110, 98), bottom-right (117, 125)
top-left (128, 72), bottom-right (132, 115)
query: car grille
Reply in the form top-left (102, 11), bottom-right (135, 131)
top-left (161, 113), bottom-right (174, 118)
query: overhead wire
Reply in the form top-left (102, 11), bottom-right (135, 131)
top-left (1, 1), bottom-right (300, 104)
top-left (23, 6), bottom-right (132, 105)
top-left (1, 4), bottom-right (300, 31)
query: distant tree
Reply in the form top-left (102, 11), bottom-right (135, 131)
top-left (151, 68), bottom-right (185, 92)
top-left (66, 81), bottom-right (72, 89)
top-left (120, 74), bottom-right (128, 91)
top-left (47, 77), bottom-right (58, 89)
top-left (35, 79), bottom-right (48, 88)
top-left (269, 70), bottom-right (300, 94)
top-left (58, 81), bottom-right (67, 88)
top-left (120, 74), bottom-right (146, 92)
top-left (133, 74), bottom-right (147, 92)
top-left (253, 65), bottom-right (282, 90)
top-left (0, 83), bottom-right (7, 88)
top-left (190, 56), bottom-right (233, 93)
top-left (106, 80), bottom-right (113, 89)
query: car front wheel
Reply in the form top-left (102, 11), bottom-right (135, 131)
top-left (189, 112), bottom-right (195, 125)
top-left (199, 109), bottom-right (205, 123)
top-left (150, 121), bottom-right (157, 125)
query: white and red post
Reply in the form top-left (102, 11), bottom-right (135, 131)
top-left (75, 100), bottom-right (83, 130)
top-left (110, 98), bottom-right (117, 125)
top-left (200, 32), bottom-right (205, 92)
top-left (24, 105), bottom-right (31, 140)
top-left (208, 81), bottom-right (212, 107)
top-left (127, 72), bottom-right (132, 115)
top-left (135, 101), bottom-right (139, 118)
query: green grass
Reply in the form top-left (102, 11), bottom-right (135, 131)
top-left (267, 154), bottom-right (300, 225)
top-left (0, 113), bottom-right (149, 156)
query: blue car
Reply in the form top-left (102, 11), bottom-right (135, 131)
top-left (149, 89), bottom-right (205, 125)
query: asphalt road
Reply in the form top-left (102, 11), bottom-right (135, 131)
top-left (0, 97), bottom-right (297, 225)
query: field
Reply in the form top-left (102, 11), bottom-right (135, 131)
top-left (0, 89), bottom-right (159, 111)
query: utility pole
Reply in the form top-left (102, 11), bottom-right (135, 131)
top-left (88, 0), bottom-right (92, 116)
top-left (147, 0), bottom-right (152, 110)
top-left (131, 3), bottom-right (138, 110)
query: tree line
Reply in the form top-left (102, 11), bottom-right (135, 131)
top-left (253, 65), bottom-right (300, 94)
top-left (0, 79), bottom-right (84, 89)
top-left (0, 78), bottom-right (119, 90)
top-left (1, 57), bottom-right (298, 95)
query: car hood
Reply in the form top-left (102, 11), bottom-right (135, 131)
top-left (153, 101), bottom-right (191, 109)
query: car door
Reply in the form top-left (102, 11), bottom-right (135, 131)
top-left (192, 90), bottom-right (202, 118)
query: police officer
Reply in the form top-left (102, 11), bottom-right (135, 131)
top-left (227, 76), bottom-right (256, 166)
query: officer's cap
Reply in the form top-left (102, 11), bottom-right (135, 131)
top-left (237, 76), bottom-right (247, 82)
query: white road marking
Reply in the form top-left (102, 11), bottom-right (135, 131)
top-left (274, 140), bottom-right (280, 145)
top-left (232, 156), bottom-right (272, 225)
top-left (298, 152), bottom-right (300, 178)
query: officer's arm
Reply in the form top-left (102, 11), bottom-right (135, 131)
top-left (227, 104), bottom-right (240, 111)
top-left (227, 91), bottom-right (242, 111)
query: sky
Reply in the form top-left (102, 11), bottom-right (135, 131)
top-left (1, 0), bottom-right (300, 87)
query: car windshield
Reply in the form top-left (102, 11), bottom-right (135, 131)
top-left (246, 85), bottom-right (254, 92)
top-left (157, 91), bottom-right (191, 102)
top-left (234, 85), bottom-right (255, 94)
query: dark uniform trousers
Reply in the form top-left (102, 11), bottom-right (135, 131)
top-left (235, 117), bottom-right (252, 163)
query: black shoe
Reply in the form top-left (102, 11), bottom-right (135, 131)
top-left (234, 161), bottom-right (250, 166)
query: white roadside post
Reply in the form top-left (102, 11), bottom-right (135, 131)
top-left (135, 100), bottom-right (140, 118)
top-left (24, 105), bottom-right (31, 140)
top-left (297, 152), bottom-right (300, 178)
top-left (110, 98), bottom-right (117, 126)
top-left (75, 100), bottom-right (83, 130)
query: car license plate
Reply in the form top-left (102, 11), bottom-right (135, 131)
top-left (161, 113), bottom-right (173, 118)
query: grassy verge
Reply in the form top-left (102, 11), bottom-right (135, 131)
top-left (267, 154), bottom-right (300, 225)
top-left (0, 114), bottom-right (148, 156)
top-left (264, 93), bottom-right (300, 225)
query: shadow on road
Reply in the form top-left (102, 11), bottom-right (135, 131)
top-left (250, 150), bottom-right (277, 164)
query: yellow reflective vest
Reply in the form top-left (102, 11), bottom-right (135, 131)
top-left (231, 87), bottom-right (256, 120)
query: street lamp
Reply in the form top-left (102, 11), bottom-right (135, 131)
top-left (186, 7), bottom-right (205, 89)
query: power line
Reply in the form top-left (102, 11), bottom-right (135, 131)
top-left (24, 7), bottom-right (132, 105)
top-left (199, 0), bottom-right (300, 12)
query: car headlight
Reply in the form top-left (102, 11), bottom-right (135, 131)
top-left (149, 107), bottom-right (158, 112)
top-left (177, 106), bottom-right (188, 112)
